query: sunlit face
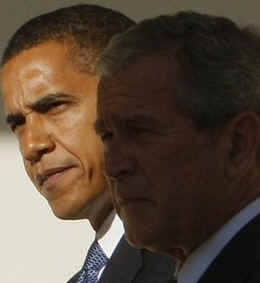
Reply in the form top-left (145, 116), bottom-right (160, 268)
top-left (96, 54), bottom-right (230, 261)
top-left (1, 41), bottom-right (109, 220)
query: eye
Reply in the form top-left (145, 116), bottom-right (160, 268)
top-left (125, 123), bottom-right (150, 136)
top-left (39, 101), bottom-right (70, 114)
top-left (10, 124), bottom-right (17, 132)
top-left (52, 101), bottom-right (69, 112)
top-left (7, 114), bottom-right (25, 133)
top-left (100, 130), bottom-right (114, 142)
top-left (11, 124), bottom-right (18, 132)
top-left (50, 101), bottom-right (65, 108)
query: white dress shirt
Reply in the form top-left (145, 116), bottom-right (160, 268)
top-left (178, 198), bottom-right (260, 283)
top-left (95, 211), bottom-right (124, 279)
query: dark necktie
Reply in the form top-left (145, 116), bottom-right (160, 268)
top-left (78, 240), bottom-right (108, 283)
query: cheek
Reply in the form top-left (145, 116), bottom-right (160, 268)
top-left (75, 133), bottom-right (105, 188)
top-left (63, 107), bottom-right (99, 153)
top-left (137, 144), bottom-right (203, 201)
top-left (106, 176), bottom-right (118, 205)
top-left (78, 127), bottom-right (104, 163)
top-left (137, 145), bottom-right (175, 183)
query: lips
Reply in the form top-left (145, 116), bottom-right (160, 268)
top-left (107, 176), bottom-right (152, 207)
top-left (36, 166), bottom-right (74, 186)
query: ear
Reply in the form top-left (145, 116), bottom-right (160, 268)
top-left (226, 111), bottom-right (260, 179)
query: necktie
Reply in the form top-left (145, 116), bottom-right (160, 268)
top-left (78, 240), bottom-right (108, 283)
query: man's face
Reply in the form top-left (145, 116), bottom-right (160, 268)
top-left (2, 41), bottom-right (108, 219)
top-left (97, 54), bottom-right (230, 260)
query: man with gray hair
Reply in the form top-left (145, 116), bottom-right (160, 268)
top-left (96, 11), bottom-right (260, 283)
top-left (1, 5), bottom-right (174, 283)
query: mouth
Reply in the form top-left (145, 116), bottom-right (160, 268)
top-left (36, 166), bottom-right (75, 187)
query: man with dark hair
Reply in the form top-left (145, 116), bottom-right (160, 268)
top-left (96, 11), bottom-right (260, 283)
top-left (1, 5), bottom-right (174, 283)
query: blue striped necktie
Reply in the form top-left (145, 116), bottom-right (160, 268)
top-left (78, 240), bottom-right (108, 283)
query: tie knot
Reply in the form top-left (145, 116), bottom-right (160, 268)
top-left (86, 240), bottom-right (108, 271)
top-left (78, 240), bottom-right (108, 283)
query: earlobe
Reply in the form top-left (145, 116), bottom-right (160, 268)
top-left (226, 111), bottom-right (260, 179)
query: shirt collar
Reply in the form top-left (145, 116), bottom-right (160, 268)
top-left (95, 210), bottom-right (124, 258)
top-left (178, 198), bottom-right (260, 283)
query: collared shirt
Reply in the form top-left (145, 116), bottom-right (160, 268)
top-left (95, 211), bottom-right (124, 279)
top-left (178, 198), bottom-right (260, 283)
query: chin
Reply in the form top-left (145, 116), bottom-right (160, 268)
top-left (123, 220), bottom-right (157, 250)
top-left (125, 229), bottom-right (165, 254)
top-left (125, 227), bottom-right (177, 260)
top-left (51, 205), bottom-right (81, 220)
top-left (119, 206), bottom-right (159, 249)
top-left (48, 198), bottom-right (86, 220)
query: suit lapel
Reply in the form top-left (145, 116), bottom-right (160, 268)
top-left (99, 236), bottom-right (143, 283)
top-left (198, 214), bottom-right (260, 283)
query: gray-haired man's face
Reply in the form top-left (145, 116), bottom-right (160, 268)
top-left (96, 54), bottom-right (232, 261)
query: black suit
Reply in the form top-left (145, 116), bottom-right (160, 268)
top-left (199, 214), bottom-right (260, 283)
top-left (68, 236), bottom-right (175, 283)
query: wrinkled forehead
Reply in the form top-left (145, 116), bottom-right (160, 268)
top-left (2, 41), bottom-right (70, 78)
top-left (1, 50), bottom-right (54, 113)
top-left (1, 41), bottom-right (81, 113)
top-left (98, 53), bottom-right (178, 104)
top-left (97, 53), bottom-right (179, 126)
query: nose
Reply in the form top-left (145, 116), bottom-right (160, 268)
top-left (20, 114), bottom-right (55, 163)
top-left (104, 139), bottom-right (134, 179)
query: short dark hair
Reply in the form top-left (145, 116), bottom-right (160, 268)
top-left (2, 4), bottom-right (134, 73)
top-left (98, 11), bottom-right (260, 131)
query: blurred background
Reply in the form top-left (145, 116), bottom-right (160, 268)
top-left (1, 0), bottom-right (260, 282)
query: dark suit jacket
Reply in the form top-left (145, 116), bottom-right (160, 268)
top-left (199, 214), bottom-right (260, 283)
top-left (67, 236), bottom-right (175, 283)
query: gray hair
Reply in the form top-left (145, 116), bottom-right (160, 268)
top-left (98, 11), bottom-right (260, 131)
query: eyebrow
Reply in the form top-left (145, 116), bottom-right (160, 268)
top-left (94, 114), bottom-right (160, 135)
top-left (6, 112), bottom-right (25, 128)
top-left (6, 93), bottom-right (72, 128)
top-left (29, 93), bottom-right (72, 112)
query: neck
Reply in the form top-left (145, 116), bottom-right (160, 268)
top-left (88, 190), bottom-right (114, 232)
top-left (89, 203), bottom-right (114, 232)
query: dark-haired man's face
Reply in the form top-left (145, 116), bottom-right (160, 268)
top-left (96, 54), bottom-right (230, 260)
top-left (2, 41), bottom-right (111, 220)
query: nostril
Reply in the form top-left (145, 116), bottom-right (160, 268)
top-left (39, 147), bottom-right (50, 156)
top-left (105, 158), bottom-right (133, 179)
top-left (26, 143), bottom-right (54, 163)
top-left (25, 134), bottom-right (55, 162)
top-left (104, 142), bottom-right (134, 178)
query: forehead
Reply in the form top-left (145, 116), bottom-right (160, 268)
top-left (98, 53), bottom-right (179, 116)
top-left (2, 40), bottom-right (70, 79)
top-left (2, 41), bottom-right (70, 92)
top-left (1, 42), bottom-right (65, 107)
top-left (1, 41), bottom-right (96, 112)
